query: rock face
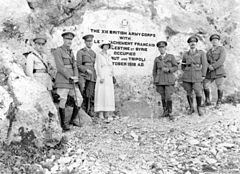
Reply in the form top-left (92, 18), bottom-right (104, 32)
top-left (0, 46), bottom-right (62, 147)
top-left (0, 0), bottom-right (240, 127)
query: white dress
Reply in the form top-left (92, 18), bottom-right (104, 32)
top-left (94, 51), bottom-right (115, 112)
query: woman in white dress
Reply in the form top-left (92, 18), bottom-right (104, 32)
top-left (94, 41), bottom-right (115, 120)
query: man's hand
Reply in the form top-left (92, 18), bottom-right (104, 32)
top-left (163, 67), bottom-right (169, 73)
top-left (100, 79), bottom-right (104, 84)
top-left (69, 76), bottom-right (78, 83)
top-left (208, 65), bottom-right (214, 71)
top-left (86, 69), bottom-right (93, 74)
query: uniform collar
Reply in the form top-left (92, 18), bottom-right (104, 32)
top-left (32, 49), bottom-right (44, 58)
top-left (61, 45), bottom-right (72, 51)
top-left (83, 47), bottom-right (92, 51)
top-left (211, 45), bottom-right (221, 51)
top-left (188, 49), bottom-right (198, 55)
top-left (160, 53), bottom-right (167, 57)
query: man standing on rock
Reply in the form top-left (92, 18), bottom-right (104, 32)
top-left (181, 36), bottom-right (208, 116)
top-left (52, 31), bottom-right (83, 131)
top-left (203, 34), bottom-right (226, 108)
top-left (152, 41), bottom-right (178, 120)
top-left (76, 34), bottom-right (96, 117)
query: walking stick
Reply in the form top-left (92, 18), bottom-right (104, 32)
top-left (72, 81), bottom-right (81, 126)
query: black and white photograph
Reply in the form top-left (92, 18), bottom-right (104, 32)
top-left (0, 0), bottom-right (240, 173)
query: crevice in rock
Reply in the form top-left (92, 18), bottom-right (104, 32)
top-left (26, 0), bottom-right (35, 10)
top-left (148, 0), bottom-right (157, 20)
top-left (165, 26), bottom-right (179, 39)
top-left (0, 65), bottom-right (22, 142)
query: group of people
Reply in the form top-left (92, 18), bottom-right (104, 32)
top-left (25, 31), bottom-right (226, 130)
top-left (25, 31), bottom-right (115, 132)
top-left (153, 34), bottom-right (226, 120)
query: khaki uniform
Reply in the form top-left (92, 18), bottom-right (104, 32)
top-left (76, 47), bottom-right (96, 115)
top-left (52, 45), bottom-right (83, 108)
top-left (153, 53), bottom-right (178, 100)
top-left (181, 49), bottom-right (208, 96)
top-left (203, 45), bottom-right (226, 107)
top-left (26, 50), bottom-right (53, 90)
top-left (76, 47), bottom-right (97, 83)
top-left (203, 46), bottom-right (226, 90)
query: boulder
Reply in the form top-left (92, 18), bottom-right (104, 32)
top-left (0, 46), bottom-right (62, 147)
top-left (65, 106), bottom-right (92, 126)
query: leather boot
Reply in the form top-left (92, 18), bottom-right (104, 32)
top-left (216, 90), bottom-right (223, 108)
top-left (204, 89), bottom-right (212, 106)
top-left (187, 95), bottom-right (194, 115)
top-left (69, 104), bottom-right (81, 127)
top-left (167, 100), bottom-right (174, 120)
top-left (161, 99), bottom-right (168, 117)
top-left (59, 108), bottom-right (70, 131)
top-left (196, 96), bottom-right (203, 116)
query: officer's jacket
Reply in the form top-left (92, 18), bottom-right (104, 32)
top-left (152, 53), bottom-right (178, 85)
top-left (26, 50), bottom-right (48, 78)
top-left (181, 49), bottom-right (208, 83)
top-left (206, 46), bottom-right (226, 79)
top-left (52, 45), bottom-right (78, 89)
top-left (76, 47), bottom-right (96, 82)
top-left (26, 50), bottom-right (53, 90)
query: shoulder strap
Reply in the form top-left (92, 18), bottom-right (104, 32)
top-left (187, 50), bottom-right (198, 64)
top-left (31, 52), bottom-right (48, 70)
top-left (85, 50), bottom-right (95, 63)
top-left (59, 47), bottom-right (74, 64)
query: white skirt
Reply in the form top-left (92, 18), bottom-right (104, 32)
top-left (94, 75), bottom-right (115, 112)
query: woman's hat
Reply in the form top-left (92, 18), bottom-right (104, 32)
top-left (99, 41), bottom-right (112, 49)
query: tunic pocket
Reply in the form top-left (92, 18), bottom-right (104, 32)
top-left (62, 57), bottom-right (71, 65)
top-left (168, 74), bottom-right (175, 84)
top-left (194, 68), bottom-right (202, 81)
top-left (156, 61), bottom-right (163, 69)
top-left (216, 65), bottom-right (225, 75)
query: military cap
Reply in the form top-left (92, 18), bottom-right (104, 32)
top-left (33, 33), bottom-right (47, 43)
top-left (99, 41), bottom-right (112, 49)
top-left (82, 34), bottom-right (94, 41)
top-left (156, 41), bottom-right (167, 47)
top-left (187, 36), bottom-right (198, 43)
top-left (61, 31), bottom-right (75, 39)
top-left (210, 34), bottom-right (220, 41)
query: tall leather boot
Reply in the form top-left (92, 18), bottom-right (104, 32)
top-left (187, 95), bottom-right (194, 115)
top-left (167, 100), bottom-right (174, 120)
top-left (196, 96), bottom-right (203, 116)
top-left (204, 89), bottom-right (212, 106)
top-left (161, 99), bottom-right (168, 117)
top-left (216, 90), bottom-right (223, 108)
top-left (59, 108), bottom-right (70, 131)
top-left (69, 104), bottom-right (81, 127)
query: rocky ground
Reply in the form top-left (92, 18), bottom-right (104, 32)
top-left (1, 102), bottom-right (240, 174)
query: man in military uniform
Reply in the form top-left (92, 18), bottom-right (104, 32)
top-left (203, 34), bottom-right (226, 108)
top-left (76, 34), bottom-right (96, 116)
top-left (26, 34), bottom-right (55, 92)
top-left (152, 41), bottom-right (178, 120)
top-left (181, 36), bottom-right (208, 116)
top-left (52, 31), bottom-right (83, 131)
